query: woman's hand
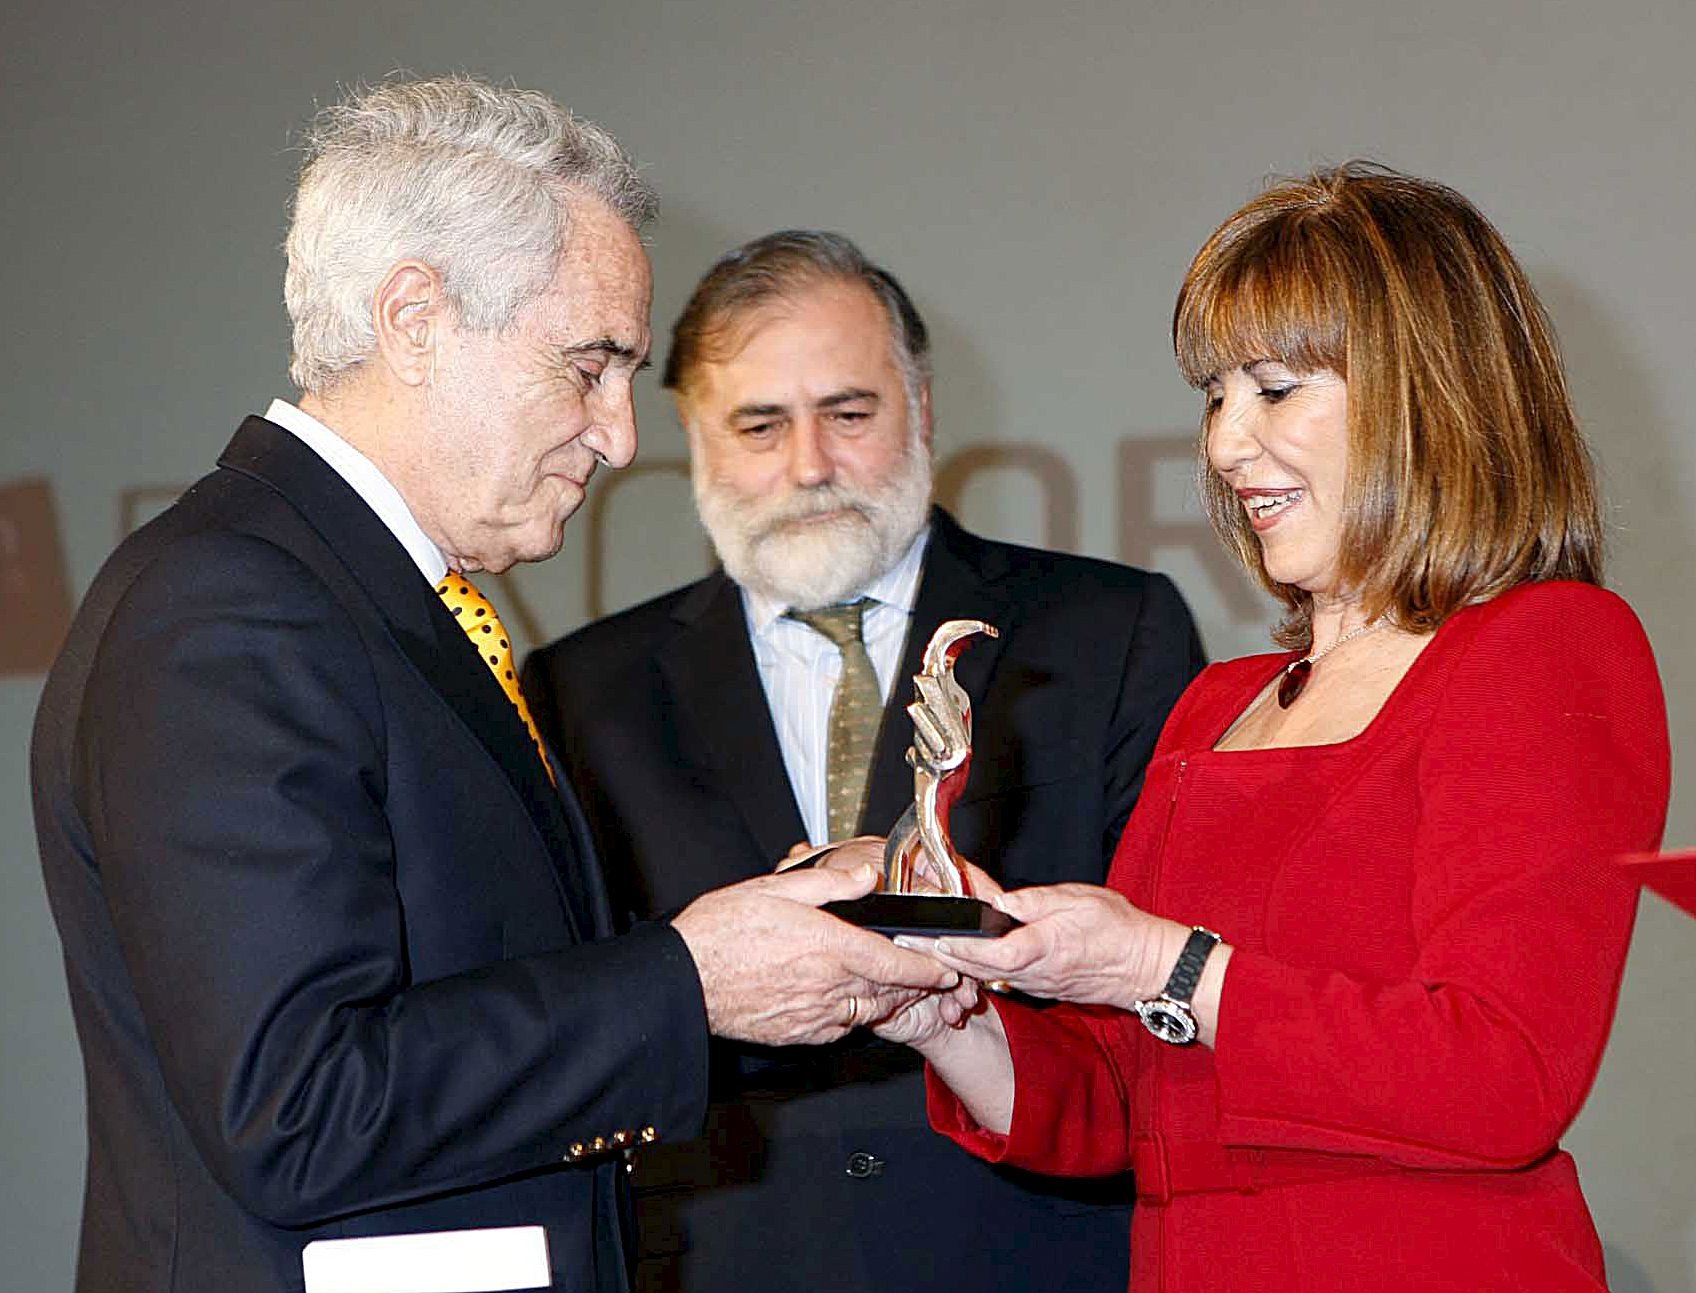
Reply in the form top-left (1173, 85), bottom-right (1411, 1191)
top-left (919, 883), bottom-right (1191, 1011)
top-left (871, 958), bottom-right (1014, 1135)
top-left (867, 972), bottom-right (984, 1052)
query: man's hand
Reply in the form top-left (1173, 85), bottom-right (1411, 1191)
top-left (671, 863), bottom-right (960, 1046)
top-left (774, 836), bottom-right (883, 874)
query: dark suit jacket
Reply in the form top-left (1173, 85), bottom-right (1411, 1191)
top-left (31, 417), bottom-right (711, 1293)
top-left (522, 508), bottom-right (1204, 1293)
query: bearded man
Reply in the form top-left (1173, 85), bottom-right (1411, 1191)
top-left (521, 231), bottom-right (1204, 1293)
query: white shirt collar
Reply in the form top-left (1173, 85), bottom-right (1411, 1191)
top-left (742, 522), bottom-right (931, 634)
top-left (264, 398), bottom-right (448, 584)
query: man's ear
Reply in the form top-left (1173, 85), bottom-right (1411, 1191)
top-left (916, 381), bottom-right (934, 449)
top-left (372, 261), bottom-right (445, 387)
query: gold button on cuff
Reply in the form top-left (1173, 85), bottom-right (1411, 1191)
top-left (591, 1136), bottom-right (608, 1153)
top-left (639, 1126), bottom-right (658, 1144)
top-left (566, 1142), bottom-right (586, 1161)
top-left (612, 1130), bottom-right (632, 1147)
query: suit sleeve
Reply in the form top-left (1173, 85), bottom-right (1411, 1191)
top-left (1208, 588), bottom-right (1668, 1168)
top-left (81, 534), bottom-right (709, 1226)
top-left (1098, 572), bottom-right (1206, 861)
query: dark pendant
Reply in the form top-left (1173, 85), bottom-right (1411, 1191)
top-left (1277, 658), bottom-right (1312, 709)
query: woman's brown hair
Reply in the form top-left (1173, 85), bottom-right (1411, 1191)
top-left (1173, 162), bottom-right (1601, 648)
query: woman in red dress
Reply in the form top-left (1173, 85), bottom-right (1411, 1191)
top-left (884, 164), bottom-right (1671, 1291)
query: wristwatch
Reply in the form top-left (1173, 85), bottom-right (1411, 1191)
top-left (1133, 926), bottom-right (1221, 1045)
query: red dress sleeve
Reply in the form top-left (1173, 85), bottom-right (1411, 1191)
top-left (926, 999), bottom-right (1138, 1176)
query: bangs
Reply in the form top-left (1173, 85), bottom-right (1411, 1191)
top-left (1174, 221), bottom-right (1349, 388)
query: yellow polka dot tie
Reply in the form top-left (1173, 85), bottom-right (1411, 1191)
top-left (787, 599), bottom-right (882, 841)
top-left (435, 574), bottom-right (555, 785)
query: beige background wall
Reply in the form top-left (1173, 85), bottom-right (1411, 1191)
top-left (3, 1), bottom-right (1692, 1286)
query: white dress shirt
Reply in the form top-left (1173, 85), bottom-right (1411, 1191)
top-left (264, 398), bottom-right (447, 584)
top-left (741, 525), bottom-right (930, 847)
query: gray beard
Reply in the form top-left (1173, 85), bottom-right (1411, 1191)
top-left (693, 445), bottom-right (932, 611)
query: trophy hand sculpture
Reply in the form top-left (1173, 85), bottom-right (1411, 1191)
top-left (824, 619), bottom-right (1018, 938)
top-left (884, 619), bottom-right (992, 896)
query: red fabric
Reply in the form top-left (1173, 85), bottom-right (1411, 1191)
top-left (929, 581), bottom-right (1670, 1291)
top-left (1619, 850), bottom-right (1696, 915)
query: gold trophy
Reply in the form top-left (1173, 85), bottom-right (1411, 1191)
top-left (824, 619), bottom-right (1018, 937)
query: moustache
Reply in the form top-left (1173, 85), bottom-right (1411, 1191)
top-left (745, 489), bottom-right (875, 539)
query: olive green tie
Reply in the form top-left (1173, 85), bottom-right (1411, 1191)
top-left (788, 599), bottom-right (882, 841)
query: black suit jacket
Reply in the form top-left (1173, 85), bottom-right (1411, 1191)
top-left (31, 417), bottom-right (711, 1293)
top-left (522, 509), bottom-right (1204, 1293)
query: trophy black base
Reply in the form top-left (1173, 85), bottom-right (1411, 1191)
top-left (823, 893), bottom-right (1018, 939)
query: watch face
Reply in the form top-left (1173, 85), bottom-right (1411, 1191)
top-left (1137, 1001), bottom-right (1199, 1046)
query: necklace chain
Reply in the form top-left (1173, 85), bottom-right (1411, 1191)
top-left (1303, 619), bottom-right (1379, 666)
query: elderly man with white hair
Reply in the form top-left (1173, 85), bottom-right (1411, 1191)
top-left (31, 76), bottom-right (955, 1293)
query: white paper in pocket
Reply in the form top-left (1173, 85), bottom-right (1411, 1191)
top-left (302, 1224), bottom-right (551, 1293)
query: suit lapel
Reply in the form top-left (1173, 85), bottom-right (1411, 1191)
top-left (657, 573), bottom-right (810, 866)
top-left (861, 510), bottom-right (1014, 836)
top-left (218, 417), bottom-right (592, 939)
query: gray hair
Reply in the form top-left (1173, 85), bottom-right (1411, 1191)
top-left (284, 74), bottom-right (656, 392)
top-left (663, 230), bottom-right (932, 405)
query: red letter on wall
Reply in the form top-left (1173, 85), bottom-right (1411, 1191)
top-left (0, 477), bottom-right (74, 675)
